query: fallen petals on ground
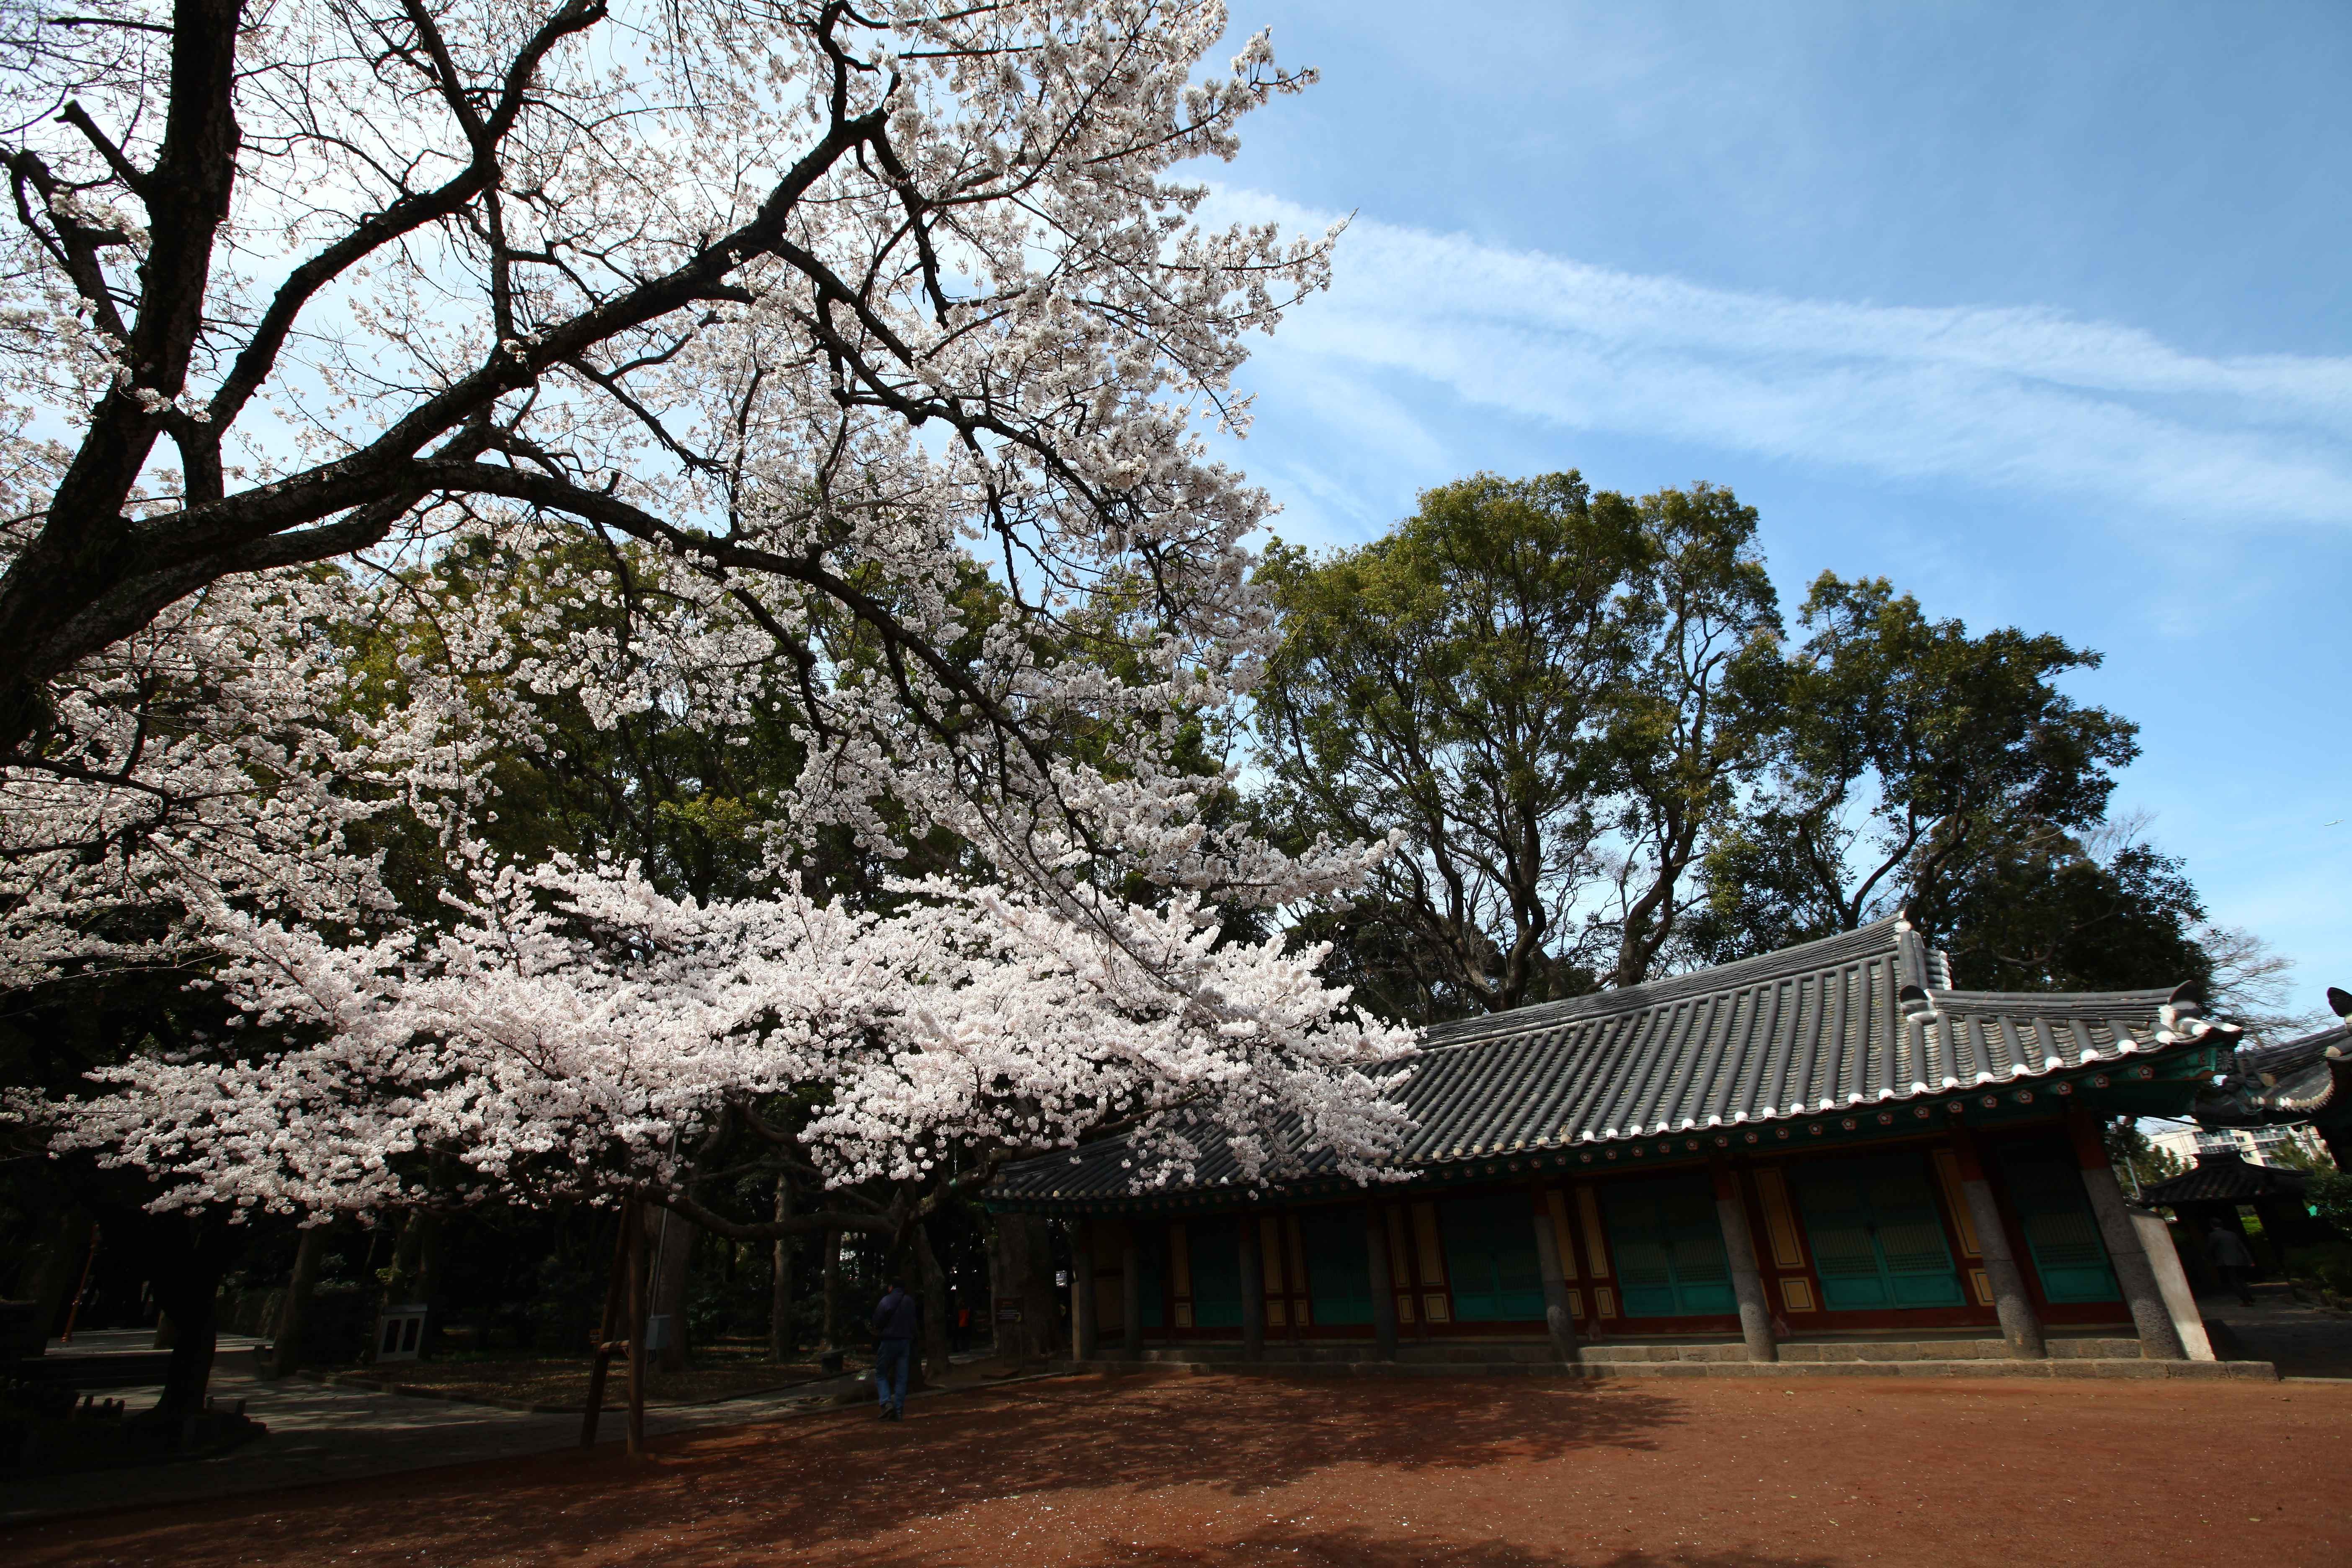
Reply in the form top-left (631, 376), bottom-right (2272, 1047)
top-left (9, 1371), bottom-right (2347, 1568)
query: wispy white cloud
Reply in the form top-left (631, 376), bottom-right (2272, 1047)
top-left (1214, 189), bottom-right (2352, 528)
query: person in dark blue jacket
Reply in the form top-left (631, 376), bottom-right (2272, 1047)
top-left (871, 1278), bottom-right (918, 1420)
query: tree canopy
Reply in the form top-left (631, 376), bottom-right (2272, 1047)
top-left (1257, 475), bottom-right (2294, 1031)
top-left (1253, 472), bottom-right (1780, 1019)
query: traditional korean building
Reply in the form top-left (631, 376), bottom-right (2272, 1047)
top-left (2192, 990), bottom-right (2352, 1168)
top-left (988, 914), bottom-right (2239, 1369)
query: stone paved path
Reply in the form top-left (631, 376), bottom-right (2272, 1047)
top-left (0, 1331), bottom-right (879, 1527)
top-left (2199, 1283), bottom-right (2352, 1378)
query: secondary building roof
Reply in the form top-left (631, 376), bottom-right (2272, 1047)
top-left (2197, 997), bottom-right (2352, 1130)
top-left (2139, 1150), bottom-right (2310, 1206)
top-left (992, 914), bottom-right (2234, 1210)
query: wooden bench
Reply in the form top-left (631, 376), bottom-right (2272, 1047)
top-left (0, 1300), bottom-right (175, 1391)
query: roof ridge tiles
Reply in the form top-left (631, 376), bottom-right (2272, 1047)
top-left (1417, 917), bottom-right (1908, 1053)
top-left (989, 918), bottom-right (2228, 1207)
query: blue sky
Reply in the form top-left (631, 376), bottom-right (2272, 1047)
top-left (1194, 0), bottom-right (2352, 1015)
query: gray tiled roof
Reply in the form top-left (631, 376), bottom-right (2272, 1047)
top-left (2199, 1016), bottom-right (2350, 1125)
top-left (993, 915), bottom-right (2232, 1207)
top-left (2140, 1150), bottom-right (2308, 1205)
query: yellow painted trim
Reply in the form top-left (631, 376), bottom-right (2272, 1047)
top-left (1753, 1167), bottom-right (1805, 1270)
top-left (1933, 1148), bottom-right (1982, 1258)
top-left (1576, 1186), bottom-right (1611, 1279)
top-left (1547, 1188), bottom-right (1578, 1280)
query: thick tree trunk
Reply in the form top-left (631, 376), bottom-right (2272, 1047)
top-left (147, 1242), bottom-right (227, 1415)
top-left (386, 1209), bottom-right (428, 1298)
top-left (23, 1209), bottom-right (95, 1337)
top-left (268, 1227), bottom-right (328, 1379)
top-left (649, 1206), bottom-right (696, 1373)
top-left (988, 1213), bottom-right (1058, 1362)
top-left (89, 1204), bottom-right (238, 1416)
top-left (415, 1210), bottom-right (449, 1356)
top-left (912, 1218), bottom-right (952, 1383)
top-left (626, 1201), bottom-right (649, 1458)
top-left (382, 1206), bottom-right (446, 1355)
top-left (769, 1174), bottom-right (795, 1361)
top-left (820, 1229), bottom-right (843, 1351)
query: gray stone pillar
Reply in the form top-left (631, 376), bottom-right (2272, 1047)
top-left (1069, 1217), bottom-right (1098, 1362)
top-left (2068, 1108), bottom-right (2185, 1359)
top-left (2128, 1204), bottom-right (2214, 1360)
top-left (1710, 1161), bottom-right (1776, 1363)
top-left (1952, 1125), bottom-right (2045, 1358)
top-left (1528, 1189), bottom-right (1580, 1363)
top-left (1364, 1201), bottom-right (1400, 1361)
top-left (1238, 1209), bottom-right (1266, 1361)
top-left (1121, 1225), bottom-right (1143, 1359)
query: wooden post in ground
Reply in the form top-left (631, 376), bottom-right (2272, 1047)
top-left (1364, 1202), bottom-right (1400, 1362)
top-left (820, 1229), bottom-right (842, 1351)
top-left (769, 1175), bottom-right (794, 1361)
top-left (268, 1227), bottom-right (328, 1379)
top-left (580, 1199), bottom-right (634, 1449)
top-left (1709, 1158), bottom-right (1777, 1363)
top-left (627, 1203), bottom-right (650, 1456)
top-left (27, 1209), bottom-right (94, 1341)
top-left (648, 1206), bottom-right (696, 1374)
top-left (1950, 1122), bottom-right (2045, 1359)
top-left (59, 1225), bottom-right (101, 1343)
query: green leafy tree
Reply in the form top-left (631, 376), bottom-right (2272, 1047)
top-left (1689, 573), bottom-right (2139, 962)
top-left (2105, 1119), bottom-right (2190, 1191)
top-left (2265, 1137), bottom-right (2352, 1231)
top-left (1253, 472), bottom-right (1780, 1021)
top-left (1935, 824), bottom-right (2215, 996)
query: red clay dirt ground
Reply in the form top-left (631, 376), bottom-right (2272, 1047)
top-left (9, 1370), bottom-right (2347, 1568)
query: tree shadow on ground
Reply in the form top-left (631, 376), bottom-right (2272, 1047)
top-left (851, 1526), bottom-right (1845, 1568)
top-left (6, 1372), bottom-right (1693, 1567)
top-left (1120, 1536), bottom-right (1835, 1568)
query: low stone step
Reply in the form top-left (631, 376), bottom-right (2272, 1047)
top-left (1585, 1357), bottom-right (2276, 1382)
top-left (1052, 1356), bottom-right (2276, 1383)
top-left (2044, 1338), bottom-right (2145, 1359)
top-left (1583, 1336), bottom-right (2143, 1364)
top-left (1133, 1342), bottom-right (1560, 1367)
top-left (1580, 1343), bottom-right (1749, 1364)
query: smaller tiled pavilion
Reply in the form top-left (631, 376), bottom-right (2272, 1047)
top-left (2194, 989), bottom-right (2352, 1168)
top-left (2138, 1150), bottom-right (2334, 1287)
top-left (989, 916), bottom-right (2232, 1365)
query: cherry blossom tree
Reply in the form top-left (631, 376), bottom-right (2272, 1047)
top-left (1, 0), bottom-right (1342, 886)
top-left (3, 0), bottom-right (1413, 1406)
top-left (56, 856), bottom-right (1414, 1222)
